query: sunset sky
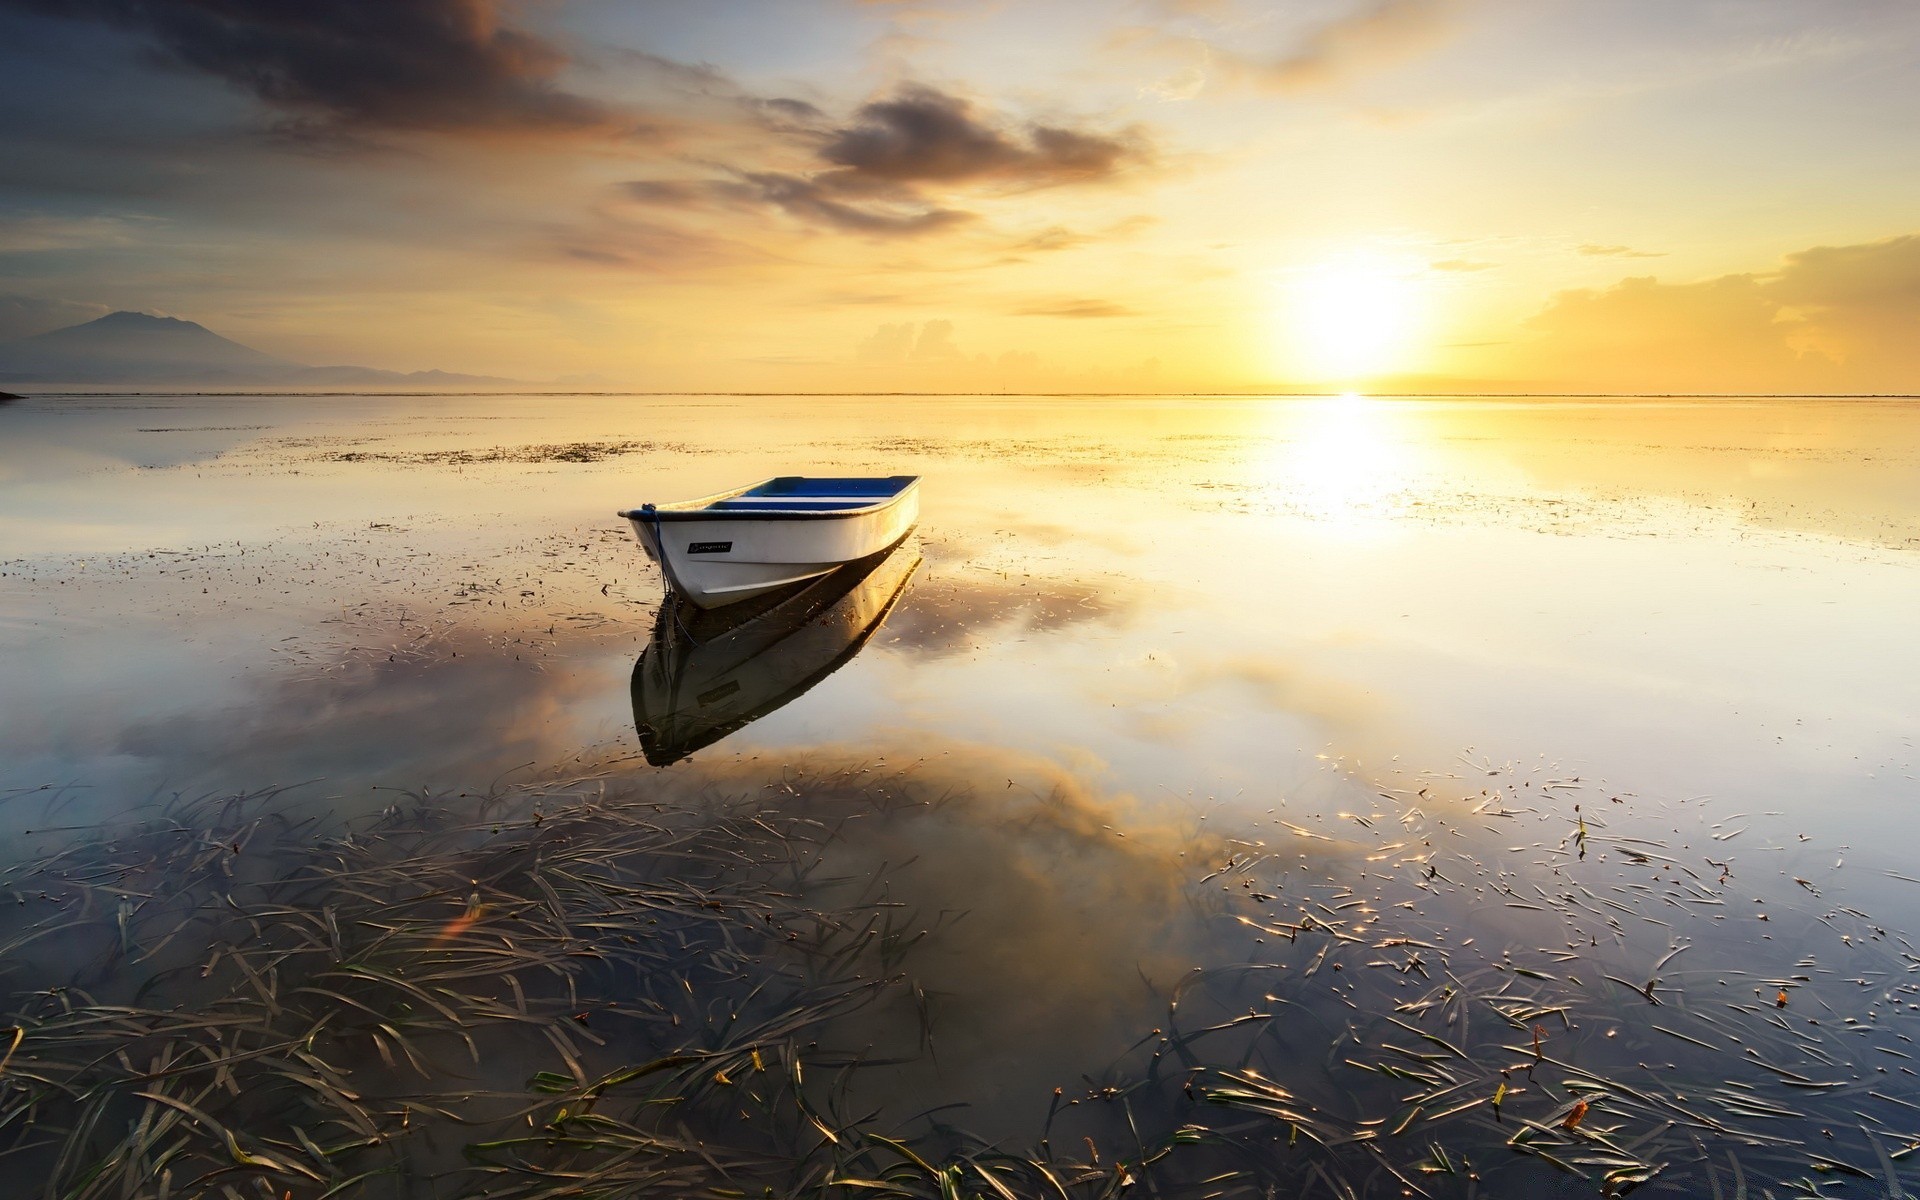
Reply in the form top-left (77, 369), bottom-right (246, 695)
top-left (2, 0), bottom-right (1918, 392)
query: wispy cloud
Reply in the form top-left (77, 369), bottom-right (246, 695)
top-left (1017, 298), bottom-right (1136, 318)
top-left (0, 213), bottom-right (150, 252)
top-left (1121, 0), bottom-right (1465, 98)
top-left (1579, 243), bottom-right (1665, 258)
top-left (1257, 0), bottom-right (1461, 93)
top-left (1008, 216), bottom-right (1157, 256)
top-left (721, 172), bottom-right (972, 237)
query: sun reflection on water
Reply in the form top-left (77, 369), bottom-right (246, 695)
top-left (1268, 393), bottom-right (1421, 529)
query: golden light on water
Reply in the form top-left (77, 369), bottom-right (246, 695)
top-left (1279, 256), bottom-right (1428, 382)
top-left (1270, 392), bottom-right (1420, 529)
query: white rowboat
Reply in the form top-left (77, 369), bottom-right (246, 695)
top-left (618, 475), bottom-right (919, 608)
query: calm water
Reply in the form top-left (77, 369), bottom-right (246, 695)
top-left (2, 393), bottom-right (1919, 1196)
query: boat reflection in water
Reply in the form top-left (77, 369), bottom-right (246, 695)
top-left (631, 536), bottom-right (921, 766)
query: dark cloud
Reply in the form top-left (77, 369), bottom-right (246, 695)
top-left (1016, 299), bottom-right (1135, 318)
top-left (821, 85), bottom-right (1141, 186)
top-left (611, 85), bottom-right (1145, 242)
top-left (2, 0), bottom-right (619, 135)
top-left (720, 172), bottom-right (972, 237)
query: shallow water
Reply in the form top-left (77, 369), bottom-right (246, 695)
top-left (2, 393), bottom-right (1919, 1196)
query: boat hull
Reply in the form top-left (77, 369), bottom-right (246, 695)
top-left (632, 539), bottom-right (921, 764)
top-left (624, 479), bottom-right (919, 608)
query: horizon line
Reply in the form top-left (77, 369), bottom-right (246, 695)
top-left (15, 390), bottom-right (1920, 401)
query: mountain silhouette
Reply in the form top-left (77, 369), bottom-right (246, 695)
top-left (0, 311), bottom-right (515, 387)
top-left (13, 312), bottom-right (294, 377)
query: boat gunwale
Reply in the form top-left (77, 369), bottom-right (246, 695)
top-left (617, 476), bottom-right (919, 523)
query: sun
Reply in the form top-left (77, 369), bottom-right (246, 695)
top-left (1277, 256), bottom-right (1427, 382)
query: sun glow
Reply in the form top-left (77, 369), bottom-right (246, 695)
top-left (1279, 256), bottom-right (1428, 382)
top-left (1268, 393), bottom-right (1423, 532)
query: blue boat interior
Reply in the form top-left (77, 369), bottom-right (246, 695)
top-left (706, 476), bottom-right (914, 511)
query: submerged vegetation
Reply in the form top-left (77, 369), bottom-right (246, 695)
top-left (3, 757), bottom-right (1918, 1199)
top-left (318, 440), bottom-right (679, 466)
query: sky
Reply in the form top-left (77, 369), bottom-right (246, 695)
top-left (1, 0), bottom-right (1917, 392)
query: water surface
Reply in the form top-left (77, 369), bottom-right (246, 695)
top-left (2, 393), bottom-right (1918, 1196)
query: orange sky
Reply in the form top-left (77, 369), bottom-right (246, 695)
top-left (2, 0), bottom-right (1918, 392)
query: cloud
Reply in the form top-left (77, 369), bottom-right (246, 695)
top-left (752, 96), bottom-right (826, 124)
top-left (721, 172), bottom-right (972, 237)
top-left (6, 0), bottom-right (621, 135)
top-left (620, 174), bottom-right (971, 238)
top-left (857, 323), bottom-right (914, 362)
top-left (615, 84), bottom-right (1147, 241)
top-left (1016, 299), bottom-right (1135, 318)
top-left (1516, 234), bottom-right (1920, 392)
top-left (1014, 226), bottom-right (1095, 253)
top-left (1260, 0), bottom-right (1459, 92)
top-left (617, 179), bottom-right (710, 208)
top-left (857, 319), bottom-right (962, 362)
top-left (1127, 0), bottom-right (1461, 97)
top-left (911, 319), bottom-right (961, 360)
top-left (1429, 258), bottom-right (1492, 272)
top-left (1579, 244), bottom-right (1665, 258)
top-left (1770, 233), bottom-right (1920, 367)
top-left (1774, 234), bottom-right (1920, 314)
top-left (821, 85), bottom-right (1143, 186)
top-left (551, 218), bottom-right (737, 273)
top-left (0, 214), bottom-right (149, 253)
top-left (1522, 274), bottom-right (1808, 391)
top-left (1008, 216), bottom-right (1156, 256)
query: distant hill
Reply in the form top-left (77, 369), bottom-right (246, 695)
top-left (0, 311), bottom-right (518, 388)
